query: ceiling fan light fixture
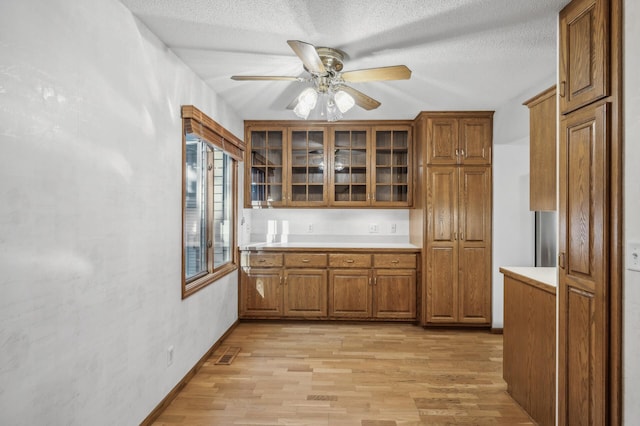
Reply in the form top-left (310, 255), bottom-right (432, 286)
top-left (293, 101), bottom-right (312, 119)
top-left (326, 93), bottom-right (343, 122)
top-left (334, 90), bottom-right (355, 113)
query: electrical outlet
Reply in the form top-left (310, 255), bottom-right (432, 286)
top-left (368, 224), bottom-right (379, 233)
top-left (391, 224), bottom-right (397, 233)
top-left (628, 242), bottom-right (640, 272)
top-left (167, 346), bottom-right (174, 367)
top-left (307, 223), bottom-right (314, 233)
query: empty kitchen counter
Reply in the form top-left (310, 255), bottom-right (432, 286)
top-left (500, 266), bottom-right (557, 426)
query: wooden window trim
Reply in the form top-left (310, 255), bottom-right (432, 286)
top-left (181, 106), bottom-right (243, 299)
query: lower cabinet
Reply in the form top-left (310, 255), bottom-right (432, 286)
top-left (240, 250), bottom-right (418, 321)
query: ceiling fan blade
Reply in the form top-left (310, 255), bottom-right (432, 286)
top-left (338, 85), bottom-right (381, 110)
top-left (287, 40), bottom-right (326, 74)
top-left (341, 65), bottom-right (411, 83)
top-left (286, 96), bottom-right (298, 110)
top-left (231, 75), bottom-right (304, 81)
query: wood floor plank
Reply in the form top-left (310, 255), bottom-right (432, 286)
top-left (152, 322), bottom-right (533, 425)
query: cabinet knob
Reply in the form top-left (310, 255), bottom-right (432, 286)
top-left (345, 259), bottom-right (355, 263)
top-left (302, 259), bottom-right (310, 263)
top-left (392, 259), bottom-right (400, 264)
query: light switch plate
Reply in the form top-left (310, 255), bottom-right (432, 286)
top-left (628, 242), bottom-right (640, 272)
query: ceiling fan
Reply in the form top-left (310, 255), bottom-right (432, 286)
top-left (231, 40), bottom-right (411, 121)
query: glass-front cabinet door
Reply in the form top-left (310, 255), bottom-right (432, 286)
top-left (372, 126), bottom-right (411, 206)
top-left (288, 128), bottom-right (327, 206)
top-left (331, 128), bottom-right (370, 206)
top-left (247, 128), bottom-right (286, 207)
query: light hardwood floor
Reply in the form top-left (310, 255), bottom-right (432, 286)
top-left (153, 322), bottom-right (534, 425)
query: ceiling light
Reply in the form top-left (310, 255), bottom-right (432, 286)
top-left (334, 90), bottom-right (355, 113)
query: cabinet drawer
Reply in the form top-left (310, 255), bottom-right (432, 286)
top-left (329, 253), bottom-right (372, 268)
top-left (284, 253), bottom-right (327, 268)
top-left (247, 253), bottom-right (283, 267)
top-left (373, 254), bottom-right (417, 269)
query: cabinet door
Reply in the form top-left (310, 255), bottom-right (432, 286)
top-left (459, 118), bottom-right (492, 165)
top-left (329, 269), bottom-right (372, 318)
top-left (246, 129), bottom-right (286, 207)
top-left (458, 167), bottom-right (492, 324)
top-left (240, 268), bottom-right (283, 317)
top-left (372, 126), bottom-right (412, 206)
top-left (558, 102), bottom-right (609, 426)
top-left (525, 86), bottom-right (558, 211)
top-left (426, 118), bottom-right (458, 165)
top-left (373, 269), bottom-right (416, 319)
top-left (331, 128), bottom-right (370, 206)
top-left (289, 128), bottom-right (327, 206)
top-left (559, 0), bottom-right (609, 114)
top-left (284, 269), bottom-right (328, 317)
top-left (426, 167), bottom-right (458, 323)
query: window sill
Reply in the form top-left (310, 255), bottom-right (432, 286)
top-left (183, 263), bottom-right (238, 299)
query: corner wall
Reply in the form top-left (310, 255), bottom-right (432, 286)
top-left (0, 1), bottom-right (242, 424)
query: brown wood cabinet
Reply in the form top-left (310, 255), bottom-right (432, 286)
top-left (423, 113), bottom-right (492, 166)
top-left (501, 270), bottom-right (556, 426)
top-left (558, 101), bottom-right (609, 425)
top-left (559, 0), bottom-right (609, 115)
top-left (240, 249), bottom-right (418, 321)
top-left (424, 166), bottom-right (492, 324)
top-left (245, 121), bottom-right (412, 208)
top-left (524, 86), bottom-right (557, 211)
top-left (557, 0), bottom-right (622, 422)
top-left (413, 111), bottom-right (493, 327)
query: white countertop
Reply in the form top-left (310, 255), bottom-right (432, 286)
top-left (241, 242), bottom-right (420, 250)
top-left (499, 266), bottom-right (558, 289)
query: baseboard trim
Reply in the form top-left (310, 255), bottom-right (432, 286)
top-left (140, 320), bottom-right (240, 426)
top-left (491, 327), bottom-right (504, 334)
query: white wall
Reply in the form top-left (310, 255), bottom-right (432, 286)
top-left (624, 0), bottom-right (640, 422)
top-left (244, 208), bottom-right (410, 244)
top-left (490, 79), bottom-right (556, 328)
top-left (0, 1), bottom-right (243, 425)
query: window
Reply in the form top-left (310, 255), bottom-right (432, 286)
top-left (182, 106), bottom-right (244, 298)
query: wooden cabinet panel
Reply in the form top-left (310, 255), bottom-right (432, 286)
top-left (247, 253), bottom-right (283, 268)
top-left (284, 269), bottom-right (327, 317)
top-left (373, 254), bottom-right (416, 269)
top-left (284, 253), bottom-right (327, 268)
top-left (329, 269), bottom-right (372, 318)
top-left (427, 118), bottom-right (458, 164)
top-left (329, 253), bottom-right (372, 268)
top-left (503, 274), bottom-right (556, 426)
top-left (459, 118), bottom-right (492, 165)
top-left (240, 268), bottom-right (282, 317)
top-left (373, 269), bottom-right (416, 319)
top-left (458, 246), bottom-right (490, 323)
top-left (426, 246), bottom-right (457, 323)
top-left (425, 166), bottom-right (491, 325)
top-left (426, 115), bottom-right (492, 165)
top-left (524, 86), bottom-right (557, 211)
top-left (428, 167), bottom-right (457, 241)
top-left (558, 102), bottom-right (608, 425)
top-left (372, 126), bottom-right (412, 206)
top-left (559, 0), bottom-right (609, 114)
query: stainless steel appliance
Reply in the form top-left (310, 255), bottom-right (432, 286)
top-left (535, 211), bottom-right (557, 267)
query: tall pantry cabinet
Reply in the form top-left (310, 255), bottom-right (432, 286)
top-left (557, 0), bottom-right (623, 423)
top-left (413, 112), bottom-right (493, 325)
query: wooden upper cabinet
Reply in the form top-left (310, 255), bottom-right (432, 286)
top-left (524, 86), bottom-right (557, 211)
top-left (559, 0), bottom-right (609, 114)
top-left (288, 128), bottom-right (328, 206)
top-left (245, 121), bottom-right (412, 208)
top-left (331, 127), bottom-right (371, 206)
top-left (459, 118), bottom-right (492, 165)
top-left (423, 113), bottom-right (493, 166)
top-left (372, 126), bottom-right (412, 206)
top-left (246, 127), bottom-right (286, 207)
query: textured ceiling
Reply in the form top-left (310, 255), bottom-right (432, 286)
top-left (120, 0), bottom-right (570, 121)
